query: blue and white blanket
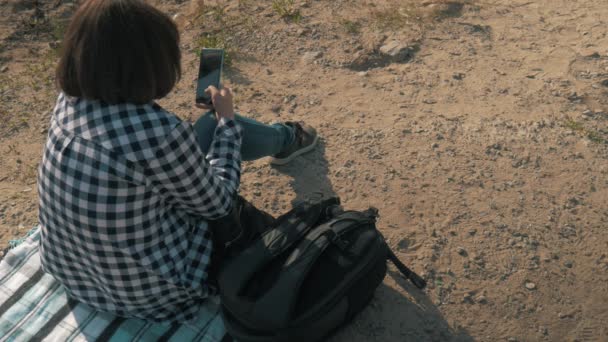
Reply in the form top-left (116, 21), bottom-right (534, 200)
top-left (0, 227), bottom-right (228, 341)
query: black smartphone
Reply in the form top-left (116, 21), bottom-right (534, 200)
top-left (196, 48), bottom-right (224, 105)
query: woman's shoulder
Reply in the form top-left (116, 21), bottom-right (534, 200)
top-left (55, 92), bottom-right (185, 158)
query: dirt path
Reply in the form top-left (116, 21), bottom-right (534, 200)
top-left (1, 0), bottom-right (607, 340)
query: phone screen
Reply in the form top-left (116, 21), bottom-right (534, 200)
top-left (196, 49), bottom-right (224, 104)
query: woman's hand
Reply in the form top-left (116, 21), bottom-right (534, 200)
top-left (195, 85), bottom-right (235, 120)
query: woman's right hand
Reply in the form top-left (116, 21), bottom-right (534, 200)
top-left (199, 85), bottom-right (235, 121)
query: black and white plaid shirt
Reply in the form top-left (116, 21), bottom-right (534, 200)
top-left (38, 93), bottom-right (242, 323)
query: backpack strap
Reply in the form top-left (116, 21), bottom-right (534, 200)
top-left (218, 198), bottom-right (340, 318)
top-left (387, 249), bottom-right (426, 289)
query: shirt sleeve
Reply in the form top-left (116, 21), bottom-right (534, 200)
top-left (145, 118), bottom-right (243, 219)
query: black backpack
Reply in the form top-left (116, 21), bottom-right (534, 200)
top-left (214, 197), bottom-right (426, 342)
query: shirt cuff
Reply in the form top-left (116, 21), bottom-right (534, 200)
top-left (215, 118), bottom-right (243, 139)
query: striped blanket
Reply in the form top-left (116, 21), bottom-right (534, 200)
top-left (0, 226), bottom-right (228, 342)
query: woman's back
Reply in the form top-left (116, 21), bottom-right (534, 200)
top-left (38, 94), bottom-right (228, 323)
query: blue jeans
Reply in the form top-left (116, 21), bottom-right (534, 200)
top-left (193, 112), bottom-right (295, 160)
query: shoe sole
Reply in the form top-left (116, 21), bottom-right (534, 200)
top-left (269, 135), bottom-right (319, 166)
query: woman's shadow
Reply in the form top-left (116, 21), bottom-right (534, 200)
top-left (271, 137), bottom-right (337, 206)
top-left (272, 139), bottom-right (473, 341)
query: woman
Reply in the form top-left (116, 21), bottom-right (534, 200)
top-left (38, 0), bottom-right (317, 323)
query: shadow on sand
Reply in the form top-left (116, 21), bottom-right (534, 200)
top-left (330, 270), bottom-right (474, 342)
top-left (273, 139), bottom-right (472, 341)
top-left (271, 138), bottom-right (337, 207)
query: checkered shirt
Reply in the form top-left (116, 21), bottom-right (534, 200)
top-left (37, 93), bottom-right (242, 323)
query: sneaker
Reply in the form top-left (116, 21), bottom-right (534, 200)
top-left (270, 122), bottom-right (318, 165)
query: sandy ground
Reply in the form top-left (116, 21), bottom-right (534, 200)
top-left (1, 0), bottom-right (607, 341)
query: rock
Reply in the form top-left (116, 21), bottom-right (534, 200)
top-left (379, 41), bottom-right (417, 61)
top-left (452, 72), bottom-right (465, 80)
top-left (462, 293), bottom-right (473, 303)
top-left (601, 79), bottom-right (608, 87)
top-left (508, 338), bottom-right (517, 342)
top-left (457, 247), bottom-right (467, 256)
top-left (271, 104), bottom-right (281, 113)
top-left (582, 109), bottom-right (593, 117)
top-left (302, 51), bottom-right (322, 62)
top-left (564, 260), bottom-right (573, 268)
top-left (357, 71), bottom-right (368, 77)
top-left (296, 27), bottom-right (310, 36)
top-left (397, 238), bottom-right (411, 250)
top-left (525, 282), bottom-right (536, 290)
top-left (476, 295), bottom-right (487, 304)
top-left (0, 65), bottom-right (7, 73)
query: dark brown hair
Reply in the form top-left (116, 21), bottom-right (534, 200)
top-left (56, 0), bottom-right (181, 104)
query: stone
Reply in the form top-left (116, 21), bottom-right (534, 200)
top-left (564, 260), bottom-right (573, 268)
top-left (476, 295), bottom-right (488, 304)
top-left (296, 27), bottom-right (310, 36)
top-left (457, 247), bottom-right (467, 256)
top-left (301, 51), bottom-right (322, 62)
top-left (0, 65), bottom-right (7, 73)
top-left (601, 79), bottom-right (608, 87)
top-left (452, 72), bottom-right (465, 80)
top-left (379, 41), bottom-right (417, 61)
top-left (525, 282), bottom-right (536, 290)
top-left (582, 109), bottom-right (593, 117)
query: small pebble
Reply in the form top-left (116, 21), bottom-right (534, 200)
top-left (462, 293), bottom-right (472, 303)
top-left (525, 282), bottom-right (536, 290)
top-left (0, 65), bottom-right (7, 73)
top-left (452, 72), bottom-right (465, 80)
top-left (457, 247), bottom-right (467, 256)
top-left (301, 51), bottom-right (323, 62)
top-left (564, 260), bottom-right (573, 268)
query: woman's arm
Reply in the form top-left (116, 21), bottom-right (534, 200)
top-left (145, 119), bottom-right (243, 219)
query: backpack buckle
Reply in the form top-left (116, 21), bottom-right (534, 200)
top-left (324, 230), bottom-right (349, 250)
